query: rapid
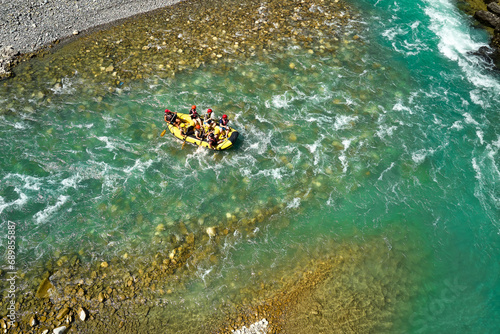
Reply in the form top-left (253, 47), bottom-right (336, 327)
top-left (0, 0), bottom-right (499, 332)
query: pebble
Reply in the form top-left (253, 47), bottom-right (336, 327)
top-left (53, 326), bottom-right (67, 334)
top-left (232, 319), bottom-right (269, 334)
top-left (77, 307), bottom-right (86, 321)
top-left (206, 227), bottom-right (216, 237)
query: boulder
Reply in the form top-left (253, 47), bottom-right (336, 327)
top-left (470, 46), bottom-right (500, 69)
top-left (36, 277), bottom-right (54, 298)
top-left (488, 2), bottom-right (500, 16)
top-left (474, 10), bottom-right (500, 28)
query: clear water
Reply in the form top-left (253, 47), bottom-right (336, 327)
top-left (1, 0), bottom-right (499, 332)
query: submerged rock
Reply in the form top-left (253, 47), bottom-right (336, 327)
top-left (55, 306), bottom-right (69, 320)
top-left (36, 277), bottom-right (54, 299)
top-left (206, 227), bottom-right (217, 237)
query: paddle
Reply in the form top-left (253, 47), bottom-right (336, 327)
top-left (160, 129), bottom-right (167, 137)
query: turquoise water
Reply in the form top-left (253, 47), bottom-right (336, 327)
top-left (1, 0), bottom-right (499, 332)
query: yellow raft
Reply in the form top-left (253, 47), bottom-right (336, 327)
top-left (166, 113), bottom-right (239, 150)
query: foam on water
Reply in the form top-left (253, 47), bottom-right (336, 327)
top-left (34, 195), bottom-right (70, 225)
top-left (424, 0), bottom-right (500, 94)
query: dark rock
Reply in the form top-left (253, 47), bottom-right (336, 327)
top-left (474, 10), bottom-right (500, 28)
top-left (469, 46), bottom-right (500, 70)
top-left (492, 26), bottom-right (500, 47)
top-left (487, 2), bottom-right (500, 16)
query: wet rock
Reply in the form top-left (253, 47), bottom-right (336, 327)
top-left (36, 277), bottom-right (54, 298)
top-left (474, 10), bottom-right (500, 28)
top-left (206, 227), bottom-right (216, 237)
top-left (488, 2), bottom-right (500, 16)
top-left (56, 306), bottom-right (70, 320)
top-left (186, 233), bottom-right (195, 244)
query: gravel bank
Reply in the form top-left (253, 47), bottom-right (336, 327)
top-left (0, 0), bottom-right (183, 53)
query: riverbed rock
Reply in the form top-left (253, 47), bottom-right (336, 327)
top-left (53, 326), bottom-right (67, 334)
top-left (36, 277), bottom-right (55, 298)
top-left (206, 227), bottom-right (216, 237)
top-left (29, 315), bottom-right (38, 326)
top-left (56, 306), bottom-right (70, 320)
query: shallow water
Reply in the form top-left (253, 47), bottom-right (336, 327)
top-left (1, 0), bottom-right (499, 332)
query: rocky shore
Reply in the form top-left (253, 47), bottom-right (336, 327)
top-left (0, 0), bottom-right (182, 79)
top-left (462, 0), bottom-right (500, 68)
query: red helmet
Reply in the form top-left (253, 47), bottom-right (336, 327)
top-left (191, 105), bottom-right (196, 109)
top-left (165, 109), bottom-right (170, 113)
top-left (207, 109), bottom-right (213, 113)
top-left (223, 114), bottom-right (227, 118)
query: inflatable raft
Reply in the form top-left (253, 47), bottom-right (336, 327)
top-left (166, 113), bottom-right (239, 150)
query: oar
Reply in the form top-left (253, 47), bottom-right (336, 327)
top-left (181, 132), bottom-right (188, 149)
top-left (160, 129), bottom-right (167, 137)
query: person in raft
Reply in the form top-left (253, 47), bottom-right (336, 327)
top-left (207, 132), bottom-right (218, 149)
top-left (194, 124), bottom-right (205, 140)
top-left (203, 108), bottom-right (214, 122)
top-left (189, 105), bottom-right (203, 127)
top-left (189, 105), bottom-right (197, 116)
top-left (164, 109), bottom-right (181, 129)
top-left (219, 114), bottom-right (229, 130)
top-left (204, 119), bottom-right (216, 132)
top-left (213, 125), bottom-right (227, 142)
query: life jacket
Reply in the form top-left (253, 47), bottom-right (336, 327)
top-left (195, 127), bottom-right (205, 138)
top-left (219, 117), bottom-right (229, 126)
top-left (207, 134), bottom-right (217, 145)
